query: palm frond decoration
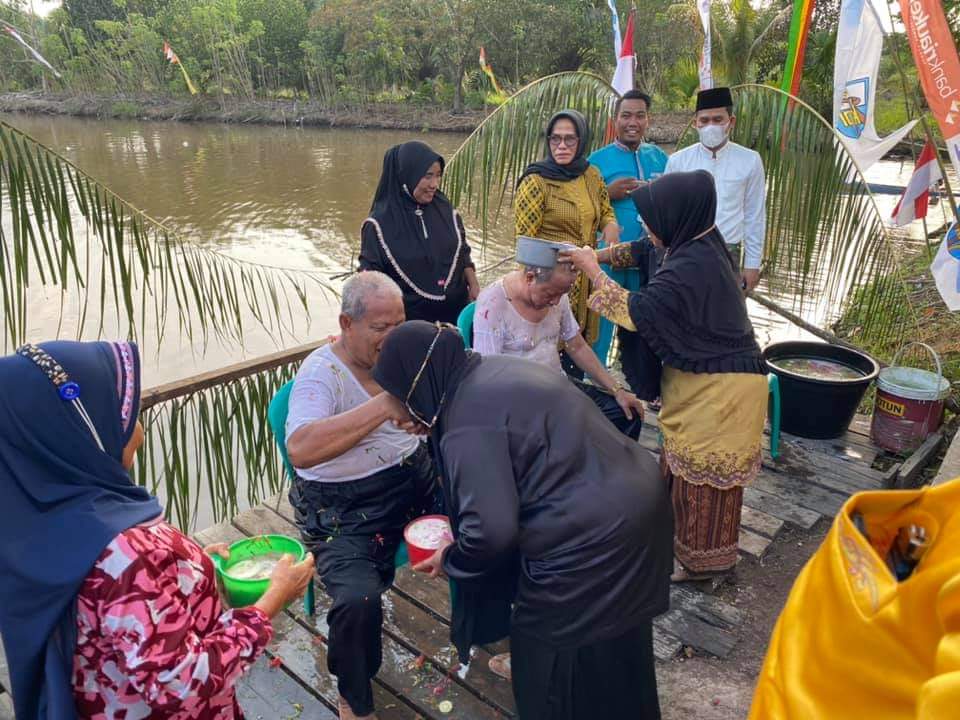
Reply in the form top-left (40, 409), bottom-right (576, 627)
top-left (727, 84), bottom-right (919, 347)
top-left (138, 362), bottom-right (296, 532)
top-left (444, 71), bottom-right (615, 240)
top-left (0, 120), bottom-right (330, 352)
top-left (445, 74), bottom-right (920, 352)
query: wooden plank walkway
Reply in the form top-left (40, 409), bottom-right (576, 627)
top-left (191, 414), bottom-right (886, 719)
top-left (0, 415), bottom-right (884, 720)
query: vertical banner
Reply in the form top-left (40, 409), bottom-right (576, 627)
top-left (901, 0), bottom-right (960, 184)
top-left (697, 0), bottom-right (712, 90)
top-left (833, 0), bottom-right (917, 172)
top-left (780, 0), bottom-right (816, 98)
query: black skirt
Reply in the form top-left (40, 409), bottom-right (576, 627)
top-left (510, 621), bottom-right (661, 720)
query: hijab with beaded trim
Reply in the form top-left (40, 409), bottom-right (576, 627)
top-left (361, 141), bottom-right (470, 321)
top-left (0, 340), bottom-right (161, 720)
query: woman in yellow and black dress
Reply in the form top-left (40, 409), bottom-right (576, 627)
top-left (563, 170), bottom-right (768, 582)
top-left (515, 110), bottom-right (619, 366)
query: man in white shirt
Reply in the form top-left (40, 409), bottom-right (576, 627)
top-left (473, 261), bottom-right (644, 439)
top-left (665, 86), bottom-right (766, 292)
top-left (286, 271), bottom-right (437, 720)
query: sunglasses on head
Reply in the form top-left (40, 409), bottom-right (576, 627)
top-left (404, 322), bottom-right (458, 429)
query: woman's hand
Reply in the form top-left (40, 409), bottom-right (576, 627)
top-left (465, 267), bottom-right (481, 302)
top-left (601, 221), bottom-right (621, 247)
top-left (254, 553), bottom-right (315, 619)
top-left (412, 539), bottom-right (453, 579)
top-left (559, 246), bottom-right (602, 281)
top-left (614, 388), bottom-right (645, 422)
top-left (203, 543), bottom-right (231, 560)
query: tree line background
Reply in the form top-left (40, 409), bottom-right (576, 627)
top-left (0, 0), bottom-right (952, 126)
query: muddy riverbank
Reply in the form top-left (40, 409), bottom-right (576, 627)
top-left (0, 91), bottom-right (692, 143)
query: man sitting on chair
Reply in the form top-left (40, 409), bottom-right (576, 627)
top-left (286, 271), bottom-right (437, 720)
top-left (472, 256), bottom-right (645, 439)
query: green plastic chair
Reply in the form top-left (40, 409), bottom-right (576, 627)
top-left (456, 302), bottom-right (476, 349)
top-left (267, 381), bottom-right (409, 616)
top-left (768, 373), bottom-right (781, 459)
top-left (266, 380), bottom-right (317, 615)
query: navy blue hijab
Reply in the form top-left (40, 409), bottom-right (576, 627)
top-left (0, 341), bottom-right (162, 719)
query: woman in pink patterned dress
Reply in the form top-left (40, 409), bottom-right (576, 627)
top-left (0, 341), bottom-right (313, 720)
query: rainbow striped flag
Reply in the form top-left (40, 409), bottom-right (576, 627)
top-left (780, 0), bottom-right (816, 98)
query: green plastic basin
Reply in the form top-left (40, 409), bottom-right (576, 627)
top-left (212, 534), bottom-right (306, 608)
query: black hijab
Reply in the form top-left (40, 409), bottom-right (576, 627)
top-left (518, 109), bottom-right (591, 183)
top-left (626, 170), bottom-right (764, 376)
top-left (372, 320), bottom-right (479, 433)
top-left (372, 322), bottom-right (501, 663)
top-left (369, 141), bottom-right (459, 245)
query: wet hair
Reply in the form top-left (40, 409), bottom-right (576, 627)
top-left (341, 271), bottom-right (402, 319)
top-left (615, 90), bottom-right (653, 115)
top-left (523, 262), bottom-right (576, 284)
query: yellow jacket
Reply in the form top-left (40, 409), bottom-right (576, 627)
top-left (749, 478), bottom-right (960, 719)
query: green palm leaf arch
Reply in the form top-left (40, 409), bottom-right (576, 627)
top-left (0, 119), bottom-right (331, 352)
top-left (445, 74), bottom-right (919, 351)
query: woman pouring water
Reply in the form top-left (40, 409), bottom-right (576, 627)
top-left (0, 341), bottom-right (314, 719)
top-left (561, 170), bottom-right (768, 582)
top-left (372, 320), bottom-right (672, 719)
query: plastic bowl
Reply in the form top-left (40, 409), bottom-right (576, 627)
top-left (403, 515), bottom-right (453, 566)
top-left (212, 534), bottom-right (306, 608)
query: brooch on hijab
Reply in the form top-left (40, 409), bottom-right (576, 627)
top-left (403, 183), bottom-right (430, 239)
top-left (16, 343), bottom-right (106, 452)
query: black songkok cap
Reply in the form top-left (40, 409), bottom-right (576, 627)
top-left (695, 87), bottom-right (734, 111)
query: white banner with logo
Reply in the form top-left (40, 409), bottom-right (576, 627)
top-left (833, 0), bottom-right (917, 172)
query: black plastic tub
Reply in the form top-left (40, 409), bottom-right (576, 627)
top-left (764, 341), bottom-right (880, 440)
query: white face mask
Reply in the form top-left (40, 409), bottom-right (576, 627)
top-left (698, 122), bottom-right (729, 149)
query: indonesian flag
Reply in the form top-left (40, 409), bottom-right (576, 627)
top-left (610, 12), bottom-right (635, 96)
top-left (890, 142), bottom-right (943, 227)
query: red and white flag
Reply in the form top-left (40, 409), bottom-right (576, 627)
top-left (890, 142), bottom-right (943, 227)
top-left (610, 12), bottom-right (635, 96)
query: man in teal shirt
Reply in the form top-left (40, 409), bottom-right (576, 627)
top-left (588, 89), bottom-right (669, 364)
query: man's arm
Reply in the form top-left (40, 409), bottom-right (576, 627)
top-left (287, 393), bottom-right (395, 469)
top-left (742, 153), bottom-right (766, 272)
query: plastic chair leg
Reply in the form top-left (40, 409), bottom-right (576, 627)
top-left (768, 373), bottom-right (781, 460)
top-left (304, 579), bottom-right (315, 617)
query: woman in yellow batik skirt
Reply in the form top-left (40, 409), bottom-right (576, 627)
top-left (563, 170), bottom-right (768, 581)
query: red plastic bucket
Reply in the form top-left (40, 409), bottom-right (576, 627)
top-left (403, 515), bottom-right (453, 566)
top-left (870, 343), bottom-right (950, 453)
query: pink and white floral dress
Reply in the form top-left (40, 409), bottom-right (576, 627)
top-left (72, 521), bottom-right (273, 719)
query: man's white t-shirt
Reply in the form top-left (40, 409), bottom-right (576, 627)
top-left (285, 344), bottom-right (419, 482)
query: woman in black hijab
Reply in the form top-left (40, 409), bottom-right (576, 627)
top-left (515, 110), bottom-right (619, 373)
top-left (562, 170), bottom-right (768, 582)
top-left (372, 320), bottom-right (671, 720)
top-left (360, 141), bottom-right (479, 323)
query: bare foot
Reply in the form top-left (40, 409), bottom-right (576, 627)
top-left (488, 652), bottom-right (511, 681)
top-left (670, 566), bottom-right (716, 583)
top-left (338, 696), bottom-right (377, 720)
